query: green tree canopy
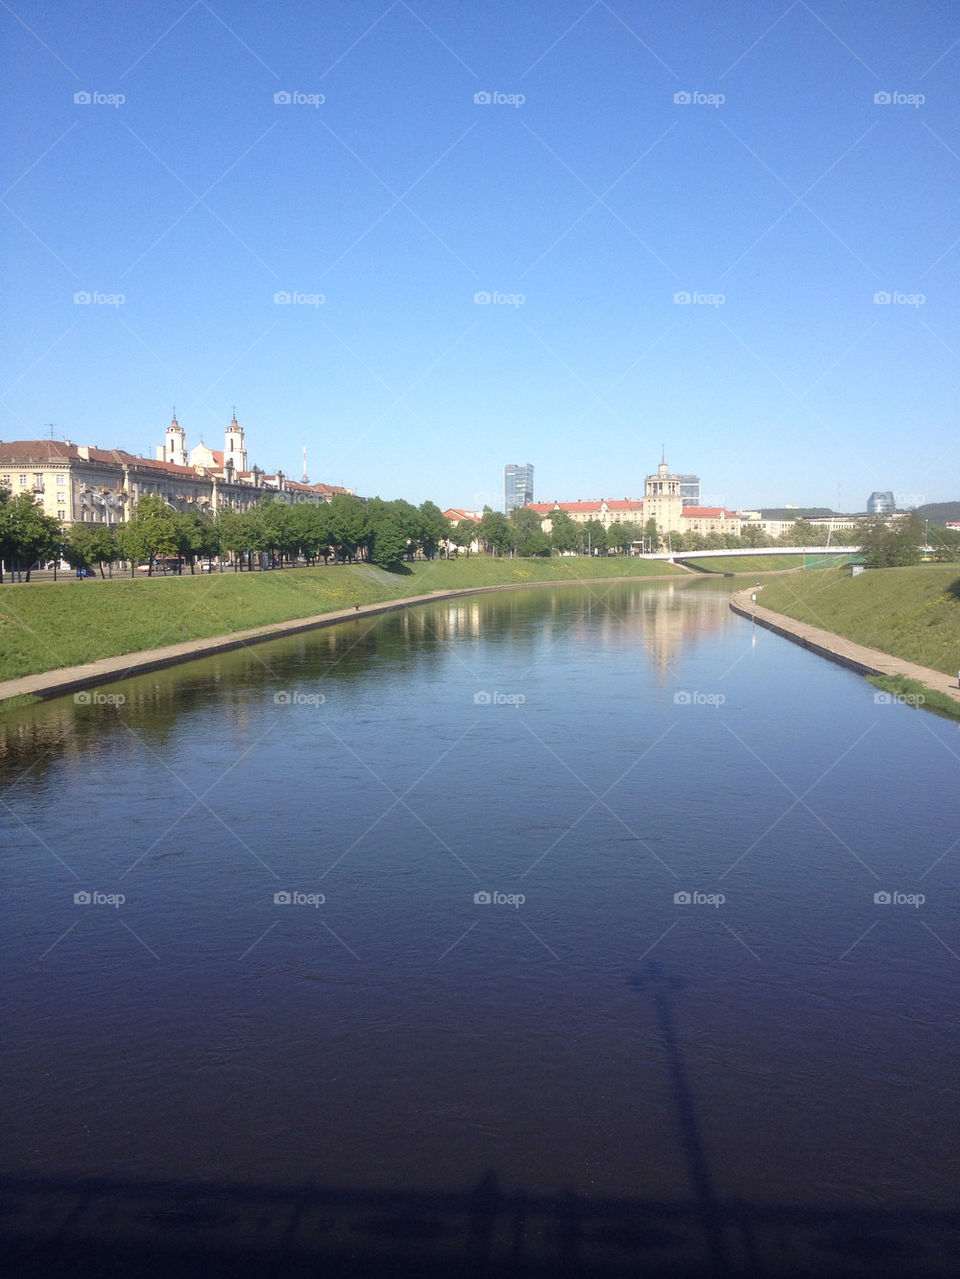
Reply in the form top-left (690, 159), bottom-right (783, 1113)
top-left (1, 492), bottom-right (63, 581)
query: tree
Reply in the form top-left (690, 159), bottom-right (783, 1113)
top-left (608, 521), bottom-right (641, 554)
top-left (741, 523), bottom-right (770, 549)
top-left (449, 519), bottom-right (479, 556)
top-left (643, 517), bottom-right (660, 552)
top-left (510, 506), bottom-right (550, 556)
top-left (857, 513), bottom-right (925, 567)
top-left (582, 519), bottom-right (607, 555)
top-left (119, 494), bottom-right (179, 573)
top-left (418, 500), bottom-right (450, 559)
top-left (369, 515), bottom-right (409, 569)
top-left (479, 510), bottom-right (514, 556)
top-left (64, 523), bottom-right (117, 578)
top-left (548, 509), bottom-right (579, 554)
top-left (327, 494), bottom-right (367, 562)
top-left (1, 492), bottom-right (62, 581)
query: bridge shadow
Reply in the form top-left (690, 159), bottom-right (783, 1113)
top-left (3, 967), bottom-right (958, 1277)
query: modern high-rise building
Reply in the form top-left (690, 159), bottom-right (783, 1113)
top-left (867, 490), bottom-right (895, 515)
top-left (504, 463), bottom-right (534, 515)
top-left (677, 474), bottom-right (701, 506)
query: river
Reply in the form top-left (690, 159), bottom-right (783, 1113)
top-left (2, 577), bottom-right (958, 1269)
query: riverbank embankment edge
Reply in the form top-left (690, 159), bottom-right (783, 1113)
top-left (729, 588), bottom-right (960, 708)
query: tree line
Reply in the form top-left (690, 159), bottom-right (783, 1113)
top-left (0, 484), bottom-right (957, 581)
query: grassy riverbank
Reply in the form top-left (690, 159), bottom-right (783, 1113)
top-left (683, 552), bottom-right (857, 574)
top-left (759, 564), bottom-right (960, 677)
top-left (683, 554), bottom-right (804, 573)
top-left (0, 556), bottom-right (681, 682)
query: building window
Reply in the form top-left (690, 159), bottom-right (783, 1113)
top-left (57, 474), bottom-right (66, 486)
top-left (1, 475), bottom-right (8, 485)
top-left (57, 493), bottom-right (66, 504)
top-left (19, 474), bottom-right (27, 485)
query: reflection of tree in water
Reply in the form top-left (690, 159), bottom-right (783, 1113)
top-left (0, 581), bottom-right (727, 783)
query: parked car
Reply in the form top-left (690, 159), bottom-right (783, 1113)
top-left (199, 560), bottom-right (216, 572)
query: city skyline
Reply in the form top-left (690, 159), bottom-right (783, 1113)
top-left (2, 2), bottom-right (958, 511)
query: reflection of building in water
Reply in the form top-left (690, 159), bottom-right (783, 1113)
top-left (558, 584), bottom-right (734, 684)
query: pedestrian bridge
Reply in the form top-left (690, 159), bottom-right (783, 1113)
top-left (644, 546), bottom-right (861, 563)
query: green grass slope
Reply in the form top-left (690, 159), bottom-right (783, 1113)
top-left (759, 565), bottom-right (960, 676)
top-left (0, 556), bottom-right (681, 682)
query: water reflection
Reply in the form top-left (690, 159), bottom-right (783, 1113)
top-left (0, 580), bottom-right (733, 781)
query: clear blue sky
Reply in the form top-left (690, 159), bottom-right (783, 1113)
top-left (2, 0), bottom-right (957, 512)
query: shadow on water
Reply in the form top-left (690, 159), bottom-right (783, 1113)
top-left (3, 965), bottom-right (958, 1277)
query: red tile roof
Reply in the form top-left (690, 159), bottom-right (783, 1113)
top-left (681, 506), bottom-right (738, 518)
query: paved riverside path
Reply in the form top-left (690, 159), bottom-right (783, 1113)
top-left (0, 576), bottom-right (679, 706)
top-left (730, 588), bottom-right (960, 705)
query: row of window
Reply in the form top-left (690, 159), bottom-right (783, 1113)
top-left (2, 473), bottom-right (68, 486)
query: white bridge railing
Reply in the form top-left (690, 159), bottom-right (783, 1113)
top-left (643, 545), bottom-right (861, 561)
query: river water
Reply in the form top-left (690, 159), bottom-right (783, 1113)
top-left (2, 578), bottom-right (959, 1231)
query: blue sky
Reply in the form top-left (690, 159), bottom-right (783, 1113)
top-left (2, 0), bottom-right (958, 511)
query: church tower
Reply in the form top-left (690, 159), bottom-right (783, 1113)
top-left (164, 411), bottom-right (187, 467)
top-left (225, 411), bottom-right (248, 473)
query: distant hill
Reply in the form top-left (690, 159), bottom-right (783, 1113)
top-left (759, 508), bottom-right (834, 520)
top-left (914, 501), bottom-right (960, 526)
